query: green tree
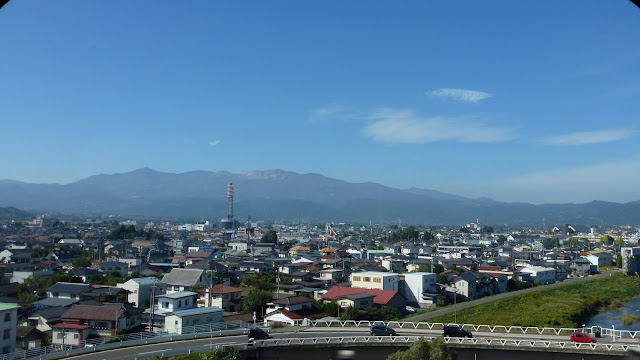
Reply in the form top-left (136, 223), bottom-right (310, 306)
top-left (240, 290), bottom-right (272, 313)
top-left (387, 337), bottom-right (456, 360)
top-left (260, 230), bottom-right (278, 244)
top-left (615, 236), bottom-right (625, 247)
top-left (340, 305), bottom-right (360, 320)
top-left (567, 237), bottom-right (579, 247)
top-left (617, 256), bottom-right (623, 268)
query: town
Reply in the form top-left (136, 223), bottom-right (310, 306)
top-left (1, 208), bottom-right (639, 356)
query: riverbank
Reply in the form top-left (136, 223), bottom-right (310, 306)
top-left (429, 273), bottom-right (640, 328)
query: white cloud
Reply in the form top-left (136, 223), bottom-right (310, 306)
top-left (541, 129), bottom-right (634, 146)
top-left (308, 105), bottom-right (350, 122)
top-left (362, 108), bottom-right (516, 144)
top-left (208, 140), bottom-right (221, 147)
top-left (485, 156), bottom-right (640, 204)
top-left (426, 88), bottom-right (492, 103)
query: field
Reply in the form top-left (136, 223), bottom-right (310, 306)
top-left (429, 273), bottom-right (640, 328)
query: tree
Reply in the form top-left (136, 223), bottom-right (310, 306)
top-left (339, 305), bottom-right (359, 320)
top-left (615, 237), bottom-right (625, 248)
top-left (241, 290), bottom-right (272, 313)
top-left (387, 337), bottom-right (456, 360)
top-left (567, 237), bottom-right (579, 247)
top-left (617, 256), bottom-right (623, 268)
top-left (260, 230), bottom-right (278, 244)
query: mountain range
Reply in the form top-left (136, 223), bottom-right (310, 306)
top-left (1, 168), bottom-right (640, 226)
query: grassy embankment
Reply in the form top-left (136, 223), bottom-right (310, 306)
top-left (429, 273), bottom-right (640, 328)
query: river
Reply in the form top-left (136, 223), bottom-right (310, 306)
top-left (585, 297), bottom-right (640, 331)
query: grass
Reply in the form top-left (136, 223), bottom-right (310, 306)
top-left (621, 314), bottom-right (640, 326)
top-left (429, 273), bottom-right (640, 328)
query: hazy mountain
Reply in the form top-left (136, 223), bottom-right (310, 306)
top-left (0, 206), bottom-right (33, 222)
top-left (1, 168), bottom-right (640, 225)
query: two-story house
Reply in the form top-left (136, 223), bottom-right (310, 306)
top-left (162, 269), bottom-right (212, 294)
top-left (46, 283), bottom-right (91, 301)
top-left (143, 291), bottom-right (222, 334)
top-left (196, 284), bottom-right (243, 311)
top-left (117, 278), bottom-right (167, 307)
top-left (263, 296), bottom-right (327, 326)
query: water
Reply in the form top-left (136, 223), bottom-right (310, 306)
top-left (585, 297), bottom-right (640, 331)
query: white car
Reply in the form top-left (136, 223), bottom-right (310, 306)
top-left (405, 306), bottom-right (417, 313)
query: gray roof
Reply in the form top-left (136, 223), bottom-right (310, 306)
top-left (169, 307), bottom-right (223, 317)
top-left (33, 298), bottom-right (79, 307)
top-left (162, 268), bottom-right (207, 286)
top-left (156, 291), bottom-right (197, 299)
top-left (34, 306), bottom-right (68, 320)
top-left (47, 282), bottom-right (91, 294)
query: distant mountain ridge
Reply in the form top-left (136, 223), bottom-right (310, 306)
top-left (1, 168), bottom-right (640, 225)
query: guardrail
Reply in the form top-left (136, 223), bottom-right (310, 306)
top-left (3, 321), bottom-right (247, 360)
top-left (255, 335), bottom-right (640, 353)
top-left (309, 320), bottom-right (640, 339)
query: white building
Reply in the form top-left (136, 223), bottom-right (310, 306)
top-left (401, 272), bottom-right (437, 306)
top-left (117, 278), bottom-right (167, 307)
top-left (350, 271), bottom-right (398, 291)
top-left (520, 266), bottom-right (556, 285)
top-left (164, 307), bottom-right (223, 334)
top-left (0, 303), bottom-right (19, 355)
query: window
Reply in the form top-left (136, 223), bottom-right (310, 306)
top-left (2, 347), bottom-right (8, 355)
top-left (162, 302), bottom-right (169, 309)
top-left (3, 330), bottom-right (10, 339)
top-left (363, 277), bottom-right (371, 282)
top-left (73, 334), bottom-right (79, 339)
top-left (57, 333), bottom-right (64, 339)
top-left (53, 292), bottom-right (59, 297)
top-left (4, 313), bottom-right (10, 322)
top-left (178, 301), bottom-right (182, 307)
top-left (373, 278), bottom-right (382, 283)
top-left (353, 276), bottom-right (361, 281)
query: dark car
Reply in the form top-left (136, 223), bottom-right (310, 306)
top-left (370, 324), bottom-right (396, 336)
top-left (443, 325), bottom-right (472, 338)
top-left (248, 328), bottom-right (271, 340)
top-left (570, 332), bottom-right (596, 343)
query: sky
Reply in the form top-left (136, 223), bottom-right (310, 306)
top-left (1, 1), bottom-right (639, 204)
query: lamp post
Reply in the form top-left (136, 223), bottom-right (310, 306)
top-left (452, 284), bottom-right (458, 324)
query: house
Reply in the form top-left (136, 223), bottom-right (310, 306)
top-left (0, 303), bottom-right (18, 355)
top-left (144, 291), bottom-right (197, 331)
top-left (350, 271), bottom-right (398, 291)
top-left (83, 285), bottom-right (130, 303)
top-left (46, 282), bottom-right (91, 300)
top-left (50, 323), bottom-right (90, 347)
top-left (570, 258), bottom-right (592, 277)
top-left (585, 252), bottom-right (613, 271)
top-left (451, 272), bottom-right (497, 300)
top-left (316, 269), bottom-right (343, 283)
top-left (16, 326), bottom-right (48, 351)
top-left (400, 272), bottom-right (437, 307)
top-left (164, 307), bottom-right (223, 334)
top-left (290, 271), bottom-right (315, 282)
top-left (99, 261), bottom-right (129, 277)
top-left (196, 284), bottom-right (244, 311)
top-left (18, 306), bottom-right (67, 333)
top-left (621, 247), bottom-right (640, 275)
top-left (322, 285), bottom-right (406, 310)
top-left (263, 296), bottom-right (328, 326)
top-left (162, 268), bottom-right (212, 293)
top-left (336, 293), bottom-right (375, 310)
top-left (55, 303), bottom-right (143, 337)
top-left (520, 266), bottom-right (556, 285)
top-left (117, 278), bottom-right (167, 307)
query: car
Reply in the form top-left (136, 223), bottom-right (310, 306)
top-left (443, 325), bottom-right (473, 338)
top-left (405, 306), bottom-right (417, 314)
top-left (570, 332), bottom-right (596, 343)
top-left (370, 324), bottom-right (396, 336)
top-left (248, 328), bottom-right (271, 341)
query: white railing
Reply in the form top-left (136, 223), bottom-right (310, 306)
top-left (4, 321), bottom-right (246, 360)
top-left (308, 320), bottom-right (640, 339)
top-left (255, 335), bottom-right (640, 353)
top-left (181, 320), bottom-right (244, 334)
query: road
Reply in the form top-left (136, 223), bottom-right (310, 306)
top-left (404, 270), bottom-right (614, 322)
top-left (53, 325), bottom-right (635, 360)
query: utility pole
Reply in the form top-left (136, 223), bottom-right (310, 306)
top-left (208, 266), bottom-right (213, 307)
top-left (149, 281), bottom-right (156, 332)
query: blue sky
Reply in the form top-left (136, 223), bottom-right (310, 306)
top-left (1, 1), bottom-right (639, 204)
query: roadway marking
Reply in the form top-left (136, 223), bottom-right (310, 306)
top-left (139, 349), bottom-right (172, 355)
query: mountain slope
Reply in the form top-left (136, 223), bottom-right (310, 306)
top-left (1, 169), bottom-right (639, 225)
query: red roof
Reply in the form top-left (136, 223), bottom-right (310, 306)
top-left (269, 308), bottom-right (328, 320)
top-left (322, 285), bottom-right (398, 305)
top-left (51, 323), bottom-right (90, 330)
top-left (197, 284), bottom-right (244, 295)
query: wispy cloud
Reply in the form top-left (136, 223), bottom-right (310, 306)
top-left (486, 156), bottom-right (640, 204)
top-left (308, 105), bottom-right (350, 122)
top-left (426, 88), bottom-right (492, 103)
top-left (540, 129), bottom-right (634, 146)
top-left (362, 108), bottom-right (516, 144)
top-left (208, 140), bottom-right (221, 147)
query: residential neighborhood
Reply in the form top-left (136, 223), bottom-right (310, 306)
top-left (0, 214), bottom-right (639, 355)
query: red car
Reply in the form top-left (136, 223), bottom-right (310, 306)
top-left (570, 332), bottom-right (596, 343)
